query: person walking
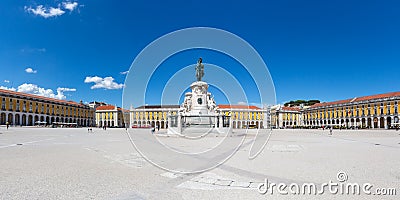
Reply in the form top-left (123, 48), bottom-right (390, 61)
top-left (329, 127), bottom-right (333, 135)
top-left (6, 122), bottom-right (9, 130)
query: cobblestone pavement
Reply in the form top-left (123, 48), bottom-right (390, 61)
top-left (0, 127), bottom-right (399, 199)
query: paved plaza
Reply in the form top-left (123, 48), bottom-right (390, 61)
top-left (0, 127), bottom-right (399, 199)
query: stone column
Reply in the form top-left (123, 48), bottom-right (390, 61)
top-left (384, 116), bottom-right (388, 129)
top-left (130, 112), bottom-right (133, 128)
top-left (167, 111), bottom-right (171, 129)
top-left (377, 118), bottom-right (381, 128)
top-left (177, 113), bottom-right (182, 133)
top-left (219, 115), bottom-right (223, 128)
top-left (364, 118), bottom-right (367, 128)
top-left (19, 114), bottom-right (23, 126)
top-left (371, 117), bottom-right (374, 128)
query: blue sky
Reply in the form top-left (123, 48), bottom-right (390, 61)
top-left (1, 0), bottom-right (399, 108)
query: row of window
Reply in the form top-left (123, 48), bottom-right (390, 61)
top-left (132, 111), bottom-right (175, 120)
top-left (270, 114), bottom-right (299, 123)
top-left (280, 113), bottom-right (300, 121)
top-left (231, 112), bottom-right (264, 120)
top-left (1, 97), bottom-right (93, 118)
top-left (130, 111), bottom-right (264, 120)
top-left (96, 112), bottom-right (124, 120)
top-left (305, 102), bottom-right (399, 120)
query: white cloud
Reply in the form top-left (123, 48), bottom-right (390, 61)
top-left (4, 80), bottom-right (10, 83)
top-left (16, 83), bottom-right (76, 100)
top-left (0, 86), bottom-right (16, 91)
top-left (84, 76), bottom-right (124, 90)
top-left (120, 70), bottom-right (129, 75)
top-left (25, 1), bottom-right (80, 18)
top-left (25, 5), bottom-right (65, 18)
top-left (18, 83), bottom-right (53, 97)
top-left (237, 101), bottom-right (247, 105)
top-left (56, 87), bottom-right (77, 99)
top-left (57, 87), bottom-right (77, 92)
top-left (250, 103), bottom-right (265, 108)
top-left (25, 67), bottom-right (37, 74)
top-left (84, 76), bottom-right (103, 83)
top-left (1, 83), bottom-right (76, 100)
top-left (21, 48), bottom-right (46, 53)
top-left (63, 2), bottom-right (78, 11)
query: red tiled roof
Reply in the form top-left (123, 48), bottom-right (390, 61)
top-left (282, 106), bottom-right (300, 111)
top-left (96, 105), bottom-right (129, 112)
top-left (310, 99), bottom-right (353, 108)
top-left (0, 88), bottom-right (86, 107)
top-left (310, 91), bottom-right (400, 108)
top-left (218, 104), bottom-right (261, 110)
top-left (96, 105), bottom-right (116, 110)
top-left (136, 105), bottom-right (180, 109)
top-left (355, 91), bottom-right (400, 102)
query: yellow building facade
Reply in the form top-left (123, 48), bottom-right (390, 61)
top-left (130, 105), bottom-right (179, 129)
top-left (218, 105), bottom-right (266, 129)
top-left (130, 105), bottom-right (267, 129)
top-left (95, 105), bottom-right (129, 128)
top-left (303, 91), bottom-right (400, 129)
top-left (0, 89), bottom-right (95, 126)
top-left (270, 105), bottom-right (302, 128)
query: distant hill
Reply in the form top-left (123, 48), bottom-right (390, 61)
top-left (284, 100), bottom-right (320, 107)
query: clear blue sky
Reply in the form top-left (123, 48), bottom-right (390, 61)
top-left (1, 0), bottom-right (399, 107)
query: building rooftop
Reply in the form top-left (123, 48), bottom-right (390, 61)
top-left (96, 105), bottom-right (129, 112)
top-left (310, 91), bottom-right (400, 108)
top-left (281, 106), bottom-right (301, 111)
top-left (0, 88), bottom-right (86, 108)
top-left (135, 105), bottom-right (180, 109)
top-left (218, 104), bottom-right (261, 110)
top-left (96, 105), bottom-right (117, 110)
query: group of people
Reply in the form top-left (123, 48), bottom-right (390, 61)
top-left (86, 125), bottom-right (105, 133)
top-left (322, 126), bottom-right (333, 135)
top-left (151, 125), bottom-right (160, 134)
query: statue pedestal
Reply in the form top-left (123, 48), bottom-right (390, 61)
top-left (189, 81), bottom-right (209, 116)
top-left (166, 58), bottom-right (231, 135)
top-left (168, 81), bottom-right (218, 133)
